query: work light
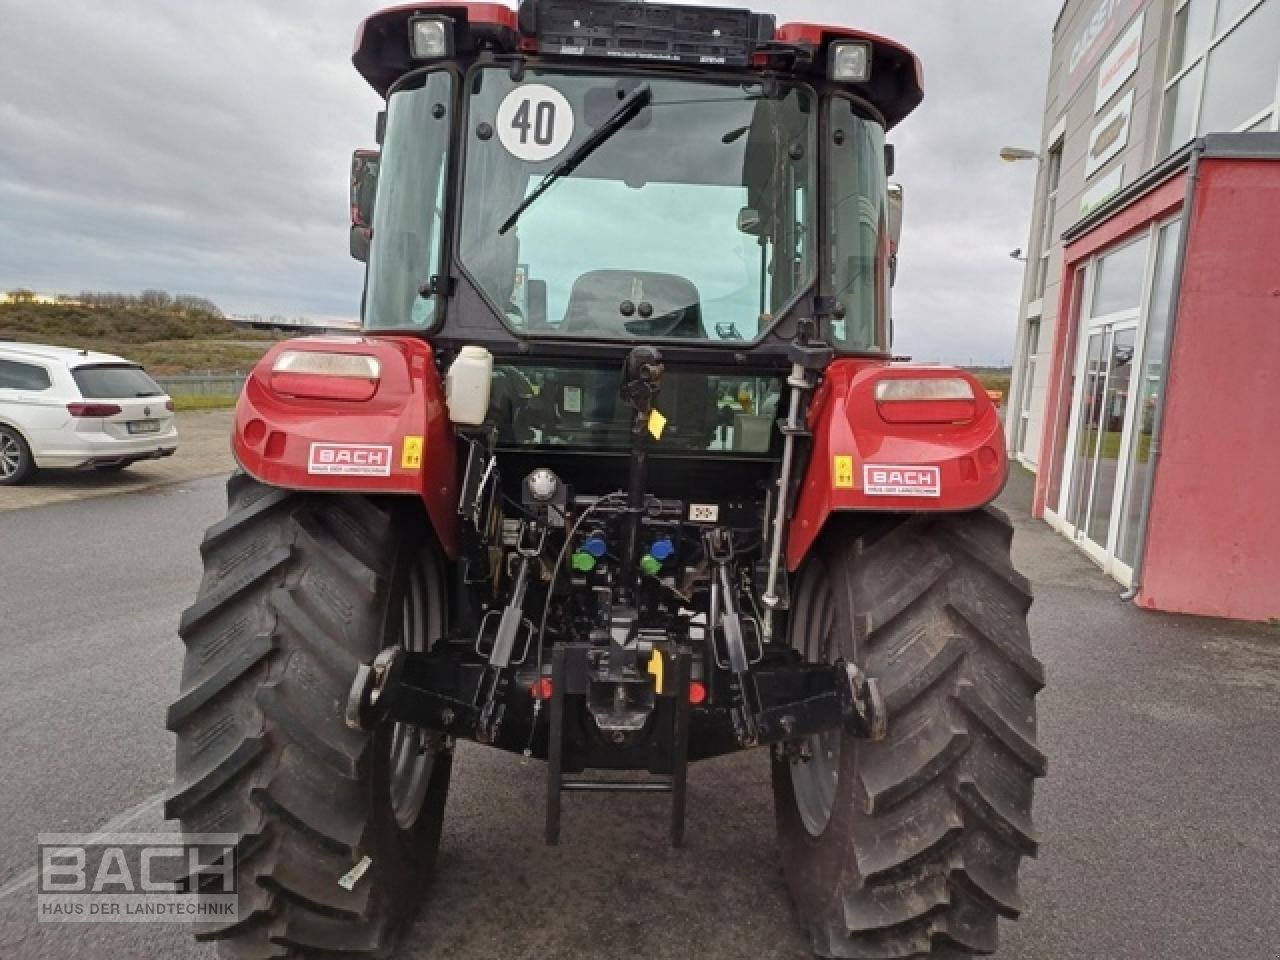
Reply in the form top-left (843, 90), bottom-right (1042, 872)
top-left (408, 15), bottom-right (455, 59)
top-left (830, 41), bottom-right (872, 83)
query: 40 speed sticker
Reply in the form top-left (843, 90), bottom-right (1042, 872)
top-left (496, 84), bottom-right (575, 163)
top-left (863, 465), bottom-right (942, 498)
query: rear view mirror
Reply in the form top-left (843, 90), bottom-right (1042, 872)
top-left (350, 149), bottom-right (380, 263)
top-left (887, 183), bottom-right (904, 287)
top-left (887, 183), bottom-right (904, 255)
top-left (737, 207), bottom-right (762, 236)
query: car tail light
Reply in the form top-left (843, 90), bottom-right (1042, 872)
top-left (165, 399), bottom-right (175, 412)
top-left (531, 678), bottom-right (554, 701)
top-left (688, 680), bottom-right (708, 706)
top-left (67, 403), bottom-right (123, 417)
top-left (270, 350), bottom-right (381, 401)
top-left (874, 377), bottom-right (977, 424)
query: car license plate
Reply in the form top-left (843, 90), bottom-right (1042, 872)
top-left (128, 420), bottom-right (162, 435)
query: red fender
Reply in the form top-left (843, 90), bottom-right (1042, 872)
top-left (233, 335), bottom-right (459, 558)
top-left (787, 359), bottom-right (1007, 570)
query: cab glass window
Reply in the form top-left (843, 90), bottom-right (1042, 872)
top-left (459, 69), bottom-right (816, 343)
top-left (364, 70), bottom-right (454, 330)
top-left (829, 100), bottom-right (889, 352)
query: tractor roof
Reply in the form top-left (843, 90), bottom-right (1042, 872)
top-left (353, 1), bottom-right (924, 128)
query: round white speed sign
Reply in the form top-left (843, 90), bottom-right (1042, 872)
top-left (496, 84), bottom-right (575, 163)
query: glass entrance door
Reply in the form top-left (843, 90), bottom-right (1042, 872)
top-left (1055, 232), bottom-right (1151, 576)
top-left (1065, 325), bottom-right (1138, 564)
top-left (1051, 219), bottom-right (1183, 585)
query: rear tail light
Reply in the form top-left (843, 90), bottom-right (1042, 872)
top-left (67, 403), bottom-right (123, 417)
top-left (874, 377), bottom-right (977, 424)
top-left (531, 678), bottom-right (554, 701)
top-left (688, 680), bottom-right (708, 706)
top-left (165, 399), bottom-right (175, 412)
top-left (270, 350), bottom-right (382, 401)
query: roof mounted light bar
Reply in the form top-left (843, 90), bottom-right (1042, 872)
top-left (519, 0), bottom-right (775, 67)
top-left (352, 3), bottom-right (925, 128)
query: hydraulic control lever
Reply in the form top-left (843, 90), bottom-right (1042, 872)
top-left (477, 521), bottom-right (545, 742)
top-left (706, 527), bottom-right (760, 743)
top-left (489, 522), bottom-right (545, 668)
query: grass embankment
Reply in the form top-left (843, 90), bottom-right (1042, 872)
top-left (968, 368), bottom-right (1013, 399)
top-left (0, 301), bottom-right (278, 375)
top-left (172, 395), bottom-right (239, 412)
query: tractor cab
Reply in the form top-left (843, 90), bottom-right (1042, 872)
top-left (349, 1), bottom-right (920, 355)
top-left (345, 0), bottom-right (925, 515)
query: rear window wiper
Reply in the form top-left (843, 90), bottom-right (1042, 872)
top-left (499, 83), bottom-right (653, 236)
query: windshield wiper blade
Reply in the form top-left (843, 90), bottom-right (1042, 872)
top-left (498, 83), bottom-right (653, 236)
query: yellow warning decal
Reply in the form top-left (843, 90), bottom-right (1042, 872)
top-left (834, 455), bottom-right (856, 490)
top-left (401, 436), bottom-right (424, 470)
top-left (648, 650), bottom-right (665, 695)
top-left (648, 409), bottom-right (668, 440)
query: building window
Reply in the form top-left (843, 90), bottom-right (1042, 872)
top-left (1016, 318), bottom-right (1042, 460)
top-left (1034, 143), bottom-right (1064, 302)
top-left (1159, 0), bottom-right (1280, 156)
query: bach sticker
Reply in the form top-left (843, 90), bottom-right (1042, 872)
top-left (308, 443), bottom-right (393, 477)
top-left (496, 84), bottom-right (575, 163)
top-left (863, 465), bottom-right (942, 498)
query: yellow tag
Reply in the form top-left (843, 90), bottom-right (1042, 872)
top-left (834, 455), bottom-right (855, 489)
top-left (648, 409), bottom-right (668, 440)
top-left (647, 650), bottom-right (665, 695)
top-left (401, 436), bottom-right (424, 470)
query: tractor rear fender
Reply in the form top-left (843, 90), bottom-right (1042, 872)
top-left (788, 358), bottom-right (1006, 570)
top-left (232, 335), bottom-right (459, 557)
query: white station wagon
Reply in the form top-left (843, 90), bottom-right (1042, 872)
top-left (0, 343), bottom-right (178, 485)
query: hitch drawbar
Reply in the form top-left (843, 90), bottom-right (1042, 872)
top-left (345, 648), bottom-right (887, 846)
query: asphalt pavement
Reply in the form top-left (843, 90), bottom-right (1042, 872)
top-left (0, 467), bottom-right (1277, 959)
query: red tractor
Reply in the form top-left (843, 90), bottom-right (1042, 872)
top-left (167, 3), bottom-right (1044, 957)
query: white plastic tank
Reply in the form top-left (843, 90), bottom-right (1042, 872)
top-left (445, 346), bottom-right (494, 426)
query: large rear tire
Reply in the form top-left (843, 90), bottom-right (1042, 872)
top-left (773, 508), bottom-right (1045, 958)
top-left (166, 473), bottom-right (453, 958)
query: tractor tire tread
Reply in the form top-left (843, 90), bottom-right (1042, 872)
top-left (776, 506), bottom-right (1042, 959)
top-left (167, 473), bottom-right (448, 960)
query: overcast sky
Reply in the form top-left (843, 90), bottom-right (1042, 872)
top-left (0, 1), bottom-right (1056, 364)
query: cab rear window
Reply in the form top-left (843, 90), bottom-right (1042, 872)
top-left (71, 364), bottom-right (163, 398)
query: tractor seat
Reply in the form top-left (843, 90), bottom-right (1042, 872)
top-left (561, 270), bottom-right (707, 340)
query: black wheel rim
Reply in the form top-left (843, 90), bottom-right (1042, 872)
top-left (788, 562), bottom-right (842, 837)
top-left (388, 547), bottom-right (444, 830)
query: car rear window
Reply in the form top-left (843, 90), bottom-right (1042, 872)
top-left (71, 364), bottom-right (164, 398)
